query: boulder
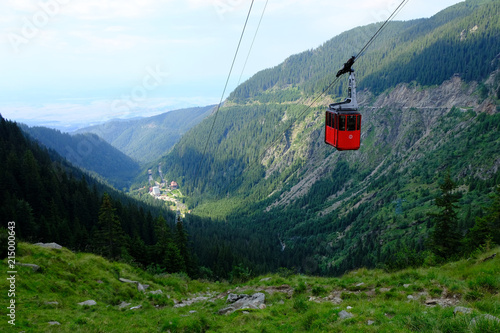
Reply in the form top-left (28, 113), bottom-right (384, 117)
top-left (149, 290), bottom-right (163, 295)
top-left (338, 310), bottom-right (354, 320)
top-left (34, 242), bottom-right (62, 249)
top-left (78, 300), bottom-right (97, 306)
top-left (118, 302), bottom-right (131, 309)
top-left (454, 306), bottom-right (473, 315)
top-left (219, 293), bottom-right (266, 315)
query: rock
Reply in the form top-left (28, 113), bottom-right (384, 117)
top-left (149, 290), bottom-right (163, 295)
top-left (347, 306), bottom-right (353, 310)
top-left (118, 302), bottom-right (131, 309)
top-left (44, 301), bottom-right (58, 305)
top-left (34, 242), bottom-right (62, 249)
top-left (338, 310), bottom-right (354, 320)
top-left (425, 299), bottom-right (438, 306)
top-left (119, 278), bottom-right (138, 284)
top-left (48, 321), bottom-right (61, 325)
top-left (470, 314), bottom-right (500, 326)
top-left (227, 293), bottom-right (245, 303)
top-left (259, 304), bottom-right (267, 310)
top-left (130, 305), bottom-right (142, 310)
top-left (189, 310), bottom-right (197, 314)
top-left (137, 282), bottom-right (149, 292)
top-left (219, 293), bottom-right (266, 315)
top-left (15, 263), bottom-right (40, 272)
top-left (78, 300), bottom-right (96, 306)
top-left (454, 306), bottom-right (473, 315)
top-left (330, 297), bottom-right (343, 305)
top-left (403, 284), bottom-right (411, 288)
top-left (260, 277), bottom-right (272, 282)
top-left (407, 295), bottom-right (414, 300)
top-left (367, 320), bottom-right (375, 325)
top-left (355, 283), bottom-right (365, 287)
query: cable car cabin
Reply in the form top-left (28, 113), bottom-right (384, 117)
top-left (325, 111), bottom-right (361, 150)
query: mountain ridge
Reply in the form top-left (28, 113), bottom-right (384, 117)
top-left (147, 0), bottom-right (500, 276)
top-left (76, 105), bottom-right (215, 164)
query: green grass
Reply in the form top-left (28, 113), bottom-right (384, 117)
top-left (1, 243), bottom-right (500, 332)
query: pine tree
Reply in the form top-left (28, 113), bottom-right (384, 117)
top-left (93, 193), bottom-right (126, 259)
top-left (465, 185), bottom-right (500, 251)
top-left (428, 172), bottom-right (461, 259)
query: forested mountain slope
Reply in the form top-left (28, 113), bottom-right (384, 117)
top-left (21, 125), bottom-right (141, 190)
top-left (0, 115), bottom-right (196, 276)
top-left (154, 0), bottom-right (500, 276)
top-left (77, 105), bottom-right (215, 163)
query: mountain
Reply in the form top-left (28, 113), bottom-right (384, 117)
top-left (0, 115), bottom-right (197, 276)
top-left (151, 0), bottom-right (500, 275)
top-left (20, 125), bottom-right (141, 190)
top-left (76, 105), bottom-right (215, 163)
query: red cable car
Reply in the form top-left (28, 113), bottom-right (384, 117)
top-left (325, 110), bottom-right (361, 150)
top-left (325, 58), bottom-right (361, 151)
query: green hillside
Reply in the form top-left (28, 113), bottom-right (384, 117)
top-left (149, 0), bottom-right (500, 276)
top-left (77, 105), bottom-right (215, 164)
top-left (1, 242), bottom-right (499, 332)
top-left (21, 125), bottom-right (141, 190)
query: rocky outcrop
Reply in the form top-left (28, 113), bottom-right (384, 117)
top-left (35, 242), bottom-right (62, 249)
top-left (219, 293), bottom-right (266, 315)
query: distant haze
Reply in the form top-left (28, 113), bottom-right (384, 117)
top-left (0, 0), bottom-right (464, 130)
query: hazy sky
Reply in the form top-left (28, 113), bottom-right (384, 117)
top-left (0, 0), bottom-right (464, 130)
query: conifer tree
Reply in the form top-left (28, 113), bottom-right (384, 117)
top-left (465, 185), bottom-right (500, 251)
top-left (429, 172), bottom-right (461, 259)
top-left (93, 193), bottom-right (126, 259)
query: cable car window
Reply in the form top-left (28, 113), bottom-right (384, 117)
top-left (338, 115), bottom-right (346, 131)
top-left (356, 115), bottom-right (361, 131)
top-left (347, 115), bottom-right (356, 131)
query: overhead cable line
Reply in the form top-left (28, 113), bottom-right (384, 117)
top-left (259, 0), bottom-right (411, 161)
top-left (237, 0), bottom-right (269, 86)
top-left (193, 0), bottom-right (255, 185)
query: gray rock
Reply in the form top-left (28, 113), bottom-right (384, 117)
top-left (35, 242), bottom-right (62, 249)
top-left (470, 314), bottom-right (500, 326)
top-left (119, 278), bottom-right (138, 284)
top-left (149, 289), bottom-right (163, 295)
top-left (219, 293), bottom-right (266, 315)
top-left (118, 302), bottom-right (131, 309)
top-left (137, 282), bottom-right (149, 292)
top-left (227, 293), bottom-right (245, 303)
top-left (355, 283), bottom-right (365, 287)
top-left (15, 263), bottom-right (40, 272)
top-left (454, 306), bottom-right (473, 315)
top-left (338, 310), bottom-right (354, 320)
top-left (367, 320), bottom-right (375, 325)
top-left (407, 295), bottom-right (414, 300)
top-left (48, 321), bottom-right (61, 325)
top-left (130, 305), bottom-right (142, 310)
top-left (44, 301), bottom-right (58, 305)
top-left (78, 300), bottom-right (96, 306)
top-left (189, 310), bottom-right (197, 314)
top-left (403, 284), bottom-right (411, 288)
top-left (260, 277), bottom-right (272, 282)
